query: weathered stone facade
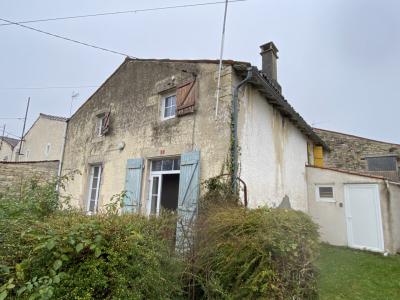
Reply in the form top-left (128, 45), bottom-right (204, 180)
top-left (0, 160), bottom-right (59, 195)
top-left (61, 56), bottom-right (324, 213)
top-left (314, 128), bottom-right (400, 181)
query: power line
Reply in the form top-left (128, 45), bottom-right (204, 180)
top-left (0, 117), bottom-right (24, 120)
top-left (0, 1), bottom-right (247, 27)
top-left (0, 85), bottom-right (99, 90)
top-left (0, 17), bottom-right (134, 58)
top-left (3, 130), bottom-right (21, 139)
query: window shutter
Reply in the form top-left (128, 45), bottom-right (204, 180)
top-left (176, 78), bottom-right (196, 116)
top-left (101, 111), bottom-right (111, 135)
top-left (176, 150), bottom-right (200, 252)
top-left (123, 158), bottom-right (144, 213)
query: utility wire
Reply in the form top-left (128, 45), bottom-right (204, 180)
top-left (0, 17), bottom-right (134, 58)
top-left (0, 85), bottom-right (99, 90)
top-left (0, 117), bottom-right (24, 120)
top-left (0, 0), bottom-right (247, 27)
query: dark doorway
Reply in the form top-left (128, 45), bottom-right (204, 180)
top-left (160, 174), bottom-right (179, 211)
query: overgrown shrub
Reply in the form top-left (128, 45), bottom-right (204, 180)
top-left (9, 212), bottom-right (183, 300)
top-left (0, 178), bottom-right (184, 300)
top-left (193, 206), bottom-right (319, 299)
top-left (0, 177), bottom-right (60, 272)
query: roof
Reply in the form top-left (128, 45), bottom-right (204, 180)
top-left (40, 113), bottom-right (68, 122)
top-left (233, 64), bottom-right (329, 149)
top-left (0, 136), bottom-right (19, 148)
top-left (69, 57), bottom-right (327, 148)
top-left (313, 128), bottom-right (400, 147)
top-left (306, 165), bottom-right (387, 180)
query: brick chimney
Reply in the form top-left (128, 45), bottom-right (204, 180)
top-left (260, 42), bottom-right (281, 91)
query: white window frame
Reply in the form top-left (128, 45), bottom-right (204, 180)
top-left (44, 143), bottom-right (51, 157)
top-left (161, 94), bottom-right (177, 121)
top-left (87, 165), bottom-right (102, 214)
top-left (97, 114), bottom-right (106, 137)
top-left (315, 184), bottom-right (335, 203)
top-left (147, 158), bottom-right (180, 216)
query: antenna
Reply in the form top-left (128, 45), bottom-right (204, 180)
top-left (215, 0), bottom-right (229, 117)
top-left (70, 91), bottom-right (80, 117)
top-left (18, 97), bottom-right (30, 155)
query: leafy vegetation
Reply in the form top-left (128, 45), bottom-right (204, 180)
top-left (0, 177), bottom-right (183, 300)
top-left (317, 244), bottom-right (400, 300)
top-left (192, 205), bottom-right (320, 299)
top-left (1, 175), bottom-right (321, 299)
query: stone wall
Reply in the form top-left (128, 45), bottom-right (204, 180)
top-left (0, 160), bottom-right (59, 195)
top-left (314, 128), bottom-right (400, 180)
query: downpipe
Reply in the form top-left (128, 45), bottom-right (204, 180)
top-left (231, 67), bottom-right (253, 193)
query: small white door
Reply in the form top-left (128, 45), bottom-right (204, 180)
top-left (344, 184), bottom-right (384, 252)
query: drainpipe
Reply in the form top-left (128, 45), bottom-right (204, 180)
top-left (231, 67), bottom-right (253, 193)
top-left (56, 120), bottom-right (68, 192)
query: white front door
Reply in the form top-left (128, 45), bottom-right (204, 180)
top-left (344, 184), bottom-right (384, 252)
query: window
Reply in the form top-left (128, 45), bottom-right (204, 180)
top-left (316, 185), bottom-right (335, 202)
top-left (44, 143), bottom-right (51, 157)
top-left (87, 165), bottom-right (102, 214)
top-left (97, 115), bottom-right (106, 136)
top-left (151, 158), bottom-right (180, 172)
top-left (162, 95), bottom-right (177, 120)
top-left (366, 156), bottom-right (397, 172)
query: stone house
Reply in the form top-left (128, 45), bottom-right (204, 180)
top-left (314, 128), bottom-right (400, 181)
top-left (14, 113), bottom-right (68, 162)
top-left (60, 42), bottom-right (327, 232)
top-left (0, 136), bottom-right (19, 161)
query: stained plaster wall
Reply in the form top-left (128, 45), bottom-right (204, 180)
top-left (238, 83), bottom-right (310, 211)
top-left (61, 60), bottom-right (233, 212)
top-left (14, 117), bottom-right (67, 162)
top-left (307, 166), bottom-right (400, 253)
top-left (0, 142), bottom-right (13, 161)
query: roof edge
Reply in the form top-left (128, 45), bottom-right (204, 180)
top-left (313, 128), bottom-right (400, 147)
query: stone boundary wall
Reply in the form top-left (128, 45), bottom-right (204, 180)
top-left (0, 160), bottom-right (59, 195)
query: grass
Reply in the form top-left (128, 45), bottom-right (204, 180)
top-left (317, 244), bottom-right (400, 300)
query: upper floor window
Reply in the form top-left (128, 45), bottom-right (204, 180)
top-left (44, 143), bottom-right (51, 157)
top-left (162, 95), bottom-right (176, 120)
top-left (365, 155), bottom-right (398, 172)
top-left (96, 112), bottom-right (111, 136)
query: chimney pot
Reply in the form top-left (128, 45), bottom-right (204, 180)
top-left (260, 41), bottom-right (281, 91)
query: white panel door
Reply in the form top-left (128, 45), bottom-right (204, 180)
top-left (344, 184), bottom-right (384, 252)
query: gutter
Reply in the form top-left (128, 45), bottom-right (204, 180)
top-left (231, 67), bottom-right (253, 193)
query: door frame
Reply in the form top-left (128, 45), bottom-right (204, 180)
top-left (147, 160), bottom-right (180, 216)
top-left (344, 183), bottom-right (384, 252)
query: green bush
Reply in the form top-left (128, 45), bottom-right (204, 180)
top-left (193, 206), bottom-right (320, 299)
top-left (0, 177), bottom-right (60, 272)
top-left (2, 212), bottom-right (183, 300)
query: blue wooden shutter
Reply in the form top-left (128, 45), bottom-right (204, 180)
top-left (176, 150), bottom-right (200, 251)
top-left (123, 158), bottom-right (144, 213)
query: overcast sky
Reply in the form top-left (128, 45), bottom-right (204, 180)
top-left (1, 0), bottom-right (399, 143)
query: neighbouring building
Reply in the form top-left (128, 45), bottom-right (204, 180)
top-left (307, 129), bottom-right (400, 253)
top-left (14, 113), bottom-right (68, 162)
top-left (314, 128), bottom-right (400, 181)
top-left (0, 136), bottom-right (19, 161)
top-left (60, 42), bottom-right (327, 236)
